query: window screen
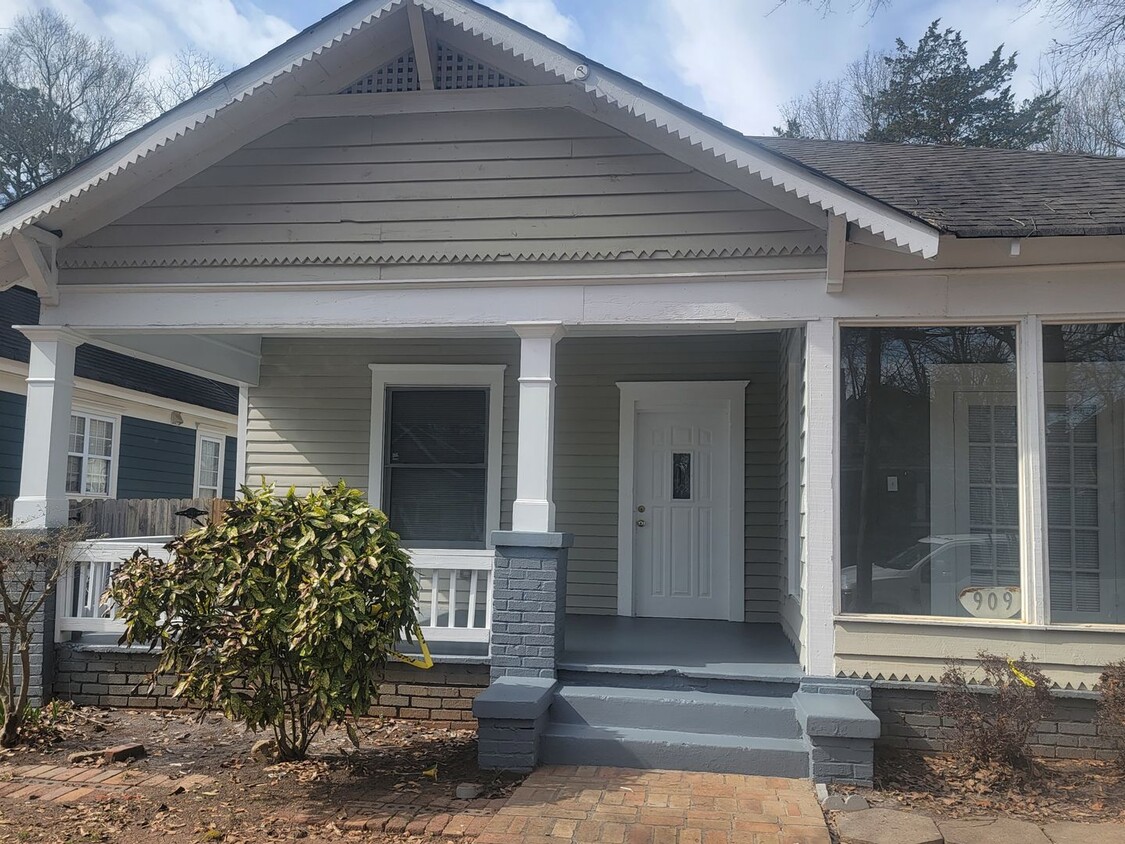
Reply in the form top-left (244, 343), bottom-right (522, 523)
top-left (383, 388), bottom-right (489, 547)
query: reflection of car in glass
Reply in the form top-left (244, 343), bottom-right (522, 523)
top-left (840, 534), bottom-right (1017, 615)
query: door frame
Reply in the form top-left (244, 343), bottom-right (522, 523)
top-left (616, 380), bottom-right (749, 622)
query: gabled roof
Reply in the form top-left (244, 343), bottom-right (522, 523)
top-left (0, 0), bottom-right (941, 274)
top-left (755, 137), bottom-right (1125, 238)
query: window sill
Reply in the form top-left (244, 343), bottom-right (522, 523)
top-left (835, 612), bottom-right (1125, 634)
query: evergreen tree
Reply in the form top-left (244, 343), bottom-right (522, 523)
top-left (864, 21), bottom-right (1060, 148)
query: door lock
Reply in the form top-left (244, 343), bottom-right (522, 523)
top-left (637, 505), bottom-right (646, 512)
top-left (636, 519), bottom-right (646, 527)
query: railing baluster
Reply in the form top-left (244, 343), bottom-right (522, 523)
top-left (467, 570), bottom-right (479, 630)
top-left (447, 570), bottom-right (457, 628)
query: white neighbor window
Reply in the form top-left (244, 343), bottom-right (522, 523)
top-left (67, 411), bottom-right (117, 497)
top-left (368, 365), bottom-right (505, 550)
top-left (195, 433), bottom-right (225, 498)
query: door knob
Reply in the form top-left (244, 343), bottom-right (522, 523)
top-left (636, 519), bottom-right (646, 527)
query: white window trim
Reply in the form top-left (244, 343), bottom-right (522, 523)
top-left (615, 380), bottom-right (748, 623)
top-left (367, 364), bottom-right (506, 552)
top-left (194, 430), bottom-right (226, 499)
top-left (67, 406), bottom-right (121, 499)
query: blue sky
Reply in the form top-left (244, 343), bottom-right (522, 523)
top-left (0, 0), bottom-right (1068, 135)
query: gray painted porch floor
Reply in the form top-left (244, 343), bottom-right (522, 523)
top-left (559, 615), bottom-right (802, 680)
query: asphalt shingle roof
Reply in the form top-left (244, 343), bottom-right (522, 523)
top-left (751, 136), bottom-right (1125, 238)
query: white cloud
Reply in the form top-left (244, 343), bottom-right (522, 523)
top-left (488, 0), bottom-right (583, 47)
top-left (0, 0), bottom-right (296, 84)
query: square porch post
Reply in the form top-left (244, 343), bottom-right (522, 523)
top-left (12, 327), bottom-right (82, 529)
top-left (488, 322), bottom-right (571, 681)
top-left (803, 318), bottom-right (837, 677)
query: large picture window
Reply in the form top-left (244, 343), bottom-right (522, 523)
top-left (67, 411), bottom-right (116, 497)
top-left (1043, 323), bottom-right (1125, 624)
top-left (840, 326), bottom-right (1020, 618)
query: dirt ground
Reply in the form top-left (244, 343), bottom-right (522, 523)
top-left (836, 747), bottom-right (1125, 825)
top-left (0, 708), bottom-right (523, 843)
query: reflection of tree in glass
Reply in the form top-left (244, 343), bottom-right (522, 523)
top-left (842, 326), bottom-right (1016, 612)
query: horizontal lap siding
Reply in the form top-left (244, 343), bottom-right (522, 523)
top-left (0, 390), bottom-right (26, 498)
top-left (116, 417), bottom-right (196, 499)
top-left (70, 109), bottom-right (817, 269)
top-left (555, 334), bottom-right (782, 620)
top-left (245, 338), bottom-right (520, 530)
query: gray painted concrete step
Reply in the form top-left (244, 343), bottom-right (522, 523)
top-left (539, 722), bottom-right (810, 778)
top-left (551, 685), bottom-right (801, 738)
top-left (556, 667), bottom-right (800, 697)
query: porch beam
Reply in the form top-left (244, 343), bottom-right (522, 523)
top-left (803, 318), bottom-right (837, 676)
top-left (510, 321), bottom-right (565, 532)
top-left (291, 84), bottom-right (582, 119)
top-left (407, 3), bottom-right (435, 91)
top-left (826, 215), bottom-right (846, 294)
top-left (11, 327), bottom-right (83, 528)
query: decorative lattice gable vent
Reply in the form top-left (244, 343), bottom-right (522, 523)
top-left (339, 42), bottom-right (522, 94)
top-left (341, 51), bottom-right (418, 94)
top-left (432, 42), bottom-right (521, 89)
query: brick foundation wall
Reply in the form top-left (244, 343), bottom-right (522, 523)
top-left (54, 644), bottom-right (489, 728)
top-left (872, 683), bottom-right (1118, 761)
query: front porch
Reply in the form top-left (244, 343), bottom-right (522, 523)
top-left (560, 615), bottom-right (801, 682)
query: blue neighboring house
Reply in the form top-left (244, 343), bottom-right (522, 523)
top-left (1, 285), bottom-right (238, 506)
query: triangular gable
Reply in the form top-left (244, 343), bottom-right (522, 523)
top-left (0, 0), bottom-right (940, 291)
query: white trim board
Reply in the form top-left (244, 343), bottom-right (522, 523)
top-left (616, 380), bottom-right (748, 623)
top-left (0, 359), bottom-right (237, 432)
top-left (367, 363), bottom-right (506, 548)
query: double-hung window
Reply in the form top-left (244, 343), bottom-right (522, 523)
top-left (370, 365), bottom-right (505, 550)
top-left (195, 433), bottom-right (225, 498)
top-left (67, 411), bottom-right (117, 497)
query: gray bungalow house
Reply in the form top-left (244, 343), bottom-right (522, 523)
top-left (3, 0), bottom-right (1125, 782)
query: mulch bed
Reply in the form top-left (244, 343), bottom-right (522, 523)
top-left (836, 747), bottom-right (1125, 825)
top-left (0, 707), bottom-right (523, 843)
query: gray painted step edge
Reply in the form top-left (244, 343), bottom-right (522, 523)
top-left (551, 686), bottom-right (800, 738)
top-left (556, 668), bottom-right (801, 697)
top-left (540, 723), bottom-right (810, 778)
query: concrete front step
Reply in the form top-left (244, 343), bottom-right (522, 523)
top-left (539, 722), bottom-right (810, 777)
top-left (551, 685), bottom-right (801, 738)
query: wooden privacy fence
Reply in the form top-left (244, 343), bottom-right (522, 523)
top-left (0, 497), bottom-right (12, 523)
top-left (69, 498), bottom-right (231, 538)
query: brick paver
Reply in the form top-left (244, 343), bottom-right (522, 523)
top-left (0, 762), bottom-right (214, 804)
top-left (477, 766), bottom-right (831, 844)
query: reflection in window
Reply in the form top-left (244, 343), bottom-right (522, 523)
top-left (1043, 323), bottom-right (1125, 624)
top-left (383, 388), bottom-right (489, 547)
top-left (839, 326), bottom-right (1021, 618)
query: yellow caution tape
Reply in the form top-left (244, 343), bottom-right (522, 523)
top-left (1008, 658), bottom-right (1036, 687)
top-left (391, 625), bottom-right (434, 670)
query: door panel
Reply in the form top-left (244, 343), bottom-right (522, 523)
top-left (633, 406), bottom-right (730, 619)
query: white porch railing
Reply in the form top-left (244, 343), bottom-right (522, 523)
top-left (55, 539), bottom-right (494, 646)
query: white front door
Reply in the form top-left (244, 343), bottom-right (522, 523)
top-left (632, 403), bottom-right (733, 620)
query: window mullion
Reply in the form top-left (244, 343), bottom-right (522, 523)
top-left (1017, 316), bottom-right (1050, 625)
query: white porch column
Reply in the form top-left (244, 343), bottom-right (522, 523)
top-left (803, 318), bottom-right (837, 677)
top-left (509, 322), bottom-right (565, 533)
top-left (12, 327), bottom-right (83, 528)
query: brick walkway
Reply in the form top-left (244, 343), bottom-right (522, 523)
top-left (478, 766), bottom-right (831, 844)
top-left (276, 792), bottom-right (510, 837)
top-left (0, 762), bottom-right (212, 803)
